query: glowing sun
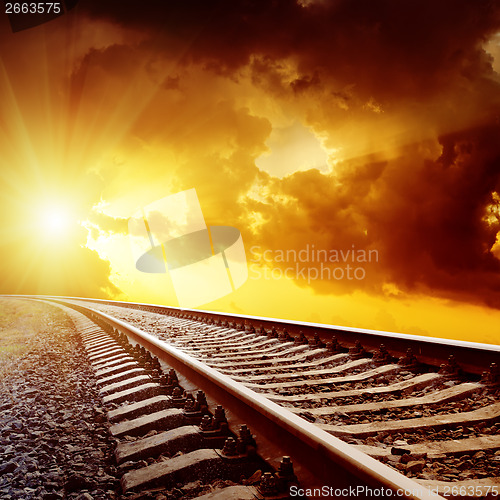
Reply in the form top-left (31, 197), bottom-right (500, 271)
top-left (39, 205), bottom-right (72, 237)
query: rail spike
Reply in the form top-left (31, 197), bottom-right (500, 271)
top-left (373, 344), bottom-right (394, 365)
top-left (235, 424), bottom-right (257, 455)
top-left (398, 348), bottom-right (419, 369)
top-left (439, 354), bottom-right (462, 379)
top-left (326, 336), bottom-right (344, 353)
top-left (308, 332), bottom-right (325, 348)
top-left (294, 331), bottom-right (308, 344)
top-left (277, 456), bottom-right (298, 491)
top-left (170, 386), bottom-right (187, 407)
top-left (195, 391), bottom-right (209, 414)
top-left (481, 362), bottom-right (500, 387)
top-left (198, 406), bottom-right (229, 436)
top-left (221, 436), bottom-right (238, 456)
top-left (349, 340), bottom-right (368, 359)
top-left (258, 472), bottom-right (279, 496)
top-left (238, 424), bottom-right (256, 447)
top-left (183, 393), bottom-right (196, 411)
top-left (213, 405), bottom-right (227, 427)
top-left (199, 414), bottom-right (212, 431)
top-left (279, 329), bottom-right (293, 342)
top-left (268, 327), bottom-right (278, 339)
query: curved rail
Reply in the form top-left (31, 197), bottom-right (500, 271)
top-left (35, 296), bottom-right (445, 500)
top-left (22, 294), bottom-right (500, 375)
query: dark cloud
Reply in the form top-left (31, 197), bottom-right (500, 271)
top-left (77, 0), bottom-right (500, 101)
top-left (378, 124), bottom-right (500, 305)
top-left (247, 121), bottom-right (500, 307)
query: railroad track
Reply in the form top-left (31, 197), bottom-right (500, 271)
top-left (15, 296), bottom-right (500, 499)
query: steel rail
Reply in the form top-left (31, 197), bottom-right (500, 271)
top-left (20, 294), bottom-right (500, 376)
top-left (37, 296), bottom-right (445, 500)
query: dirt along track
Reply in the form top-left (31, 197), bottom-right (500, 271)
top-left (0, 298), bottom-right (119, 499)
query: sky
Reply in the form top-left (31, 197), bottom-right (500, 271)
top-left (1, 0), bottom-right (500, 345)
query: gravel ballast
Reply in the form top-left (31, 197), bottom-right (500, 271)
top-left (0, 299), bottom-right (120, 499)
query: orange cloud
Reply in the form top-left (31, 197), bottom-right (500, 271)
top-left (2, 1), bottom-right (500, 341)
